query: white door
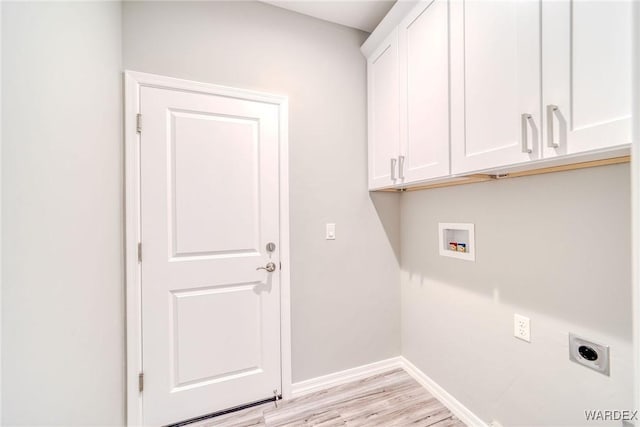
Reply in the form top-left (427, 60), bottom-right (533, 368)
top-left (541, 0), bottom-right (632, 158)
top-left (140, 84), bottom-right (282, 426)
top-left (368, 29), bottom-right (400, 190)
top-left (450, 0), bottom-right (541, 174)
top-left (399, 0), bottom-right (450, 183)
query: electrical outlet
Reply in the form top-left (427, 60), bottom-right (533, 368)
top-left (514, 314), bottom-right (531, 342)
top-left (568, 334), bottom-right (610, 376)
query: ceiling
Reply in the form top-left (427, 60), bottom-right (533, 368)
top-left (261, 0), bottom-right (396, 33)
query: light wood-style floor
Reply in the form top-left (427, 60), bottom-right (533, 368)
top-left (194, 368), bottom-right (466, 427)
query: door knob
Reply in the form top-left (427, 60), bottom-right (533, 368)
top-left (256, 262), bottom-right (276, 272)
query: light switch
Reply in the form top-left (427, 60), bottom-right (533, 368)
top-left (326, 223), bottom-right (336, 240)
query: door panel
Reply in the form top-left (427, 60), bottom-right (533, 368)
top-left (171, 111), bottom-right (260, 256)
top-left (140, 85), bottom-right (281, 426)
top-left (172, 285), bottom-right (261, 386)
top-left (399, 0), bottom-right (450, 182)
top-left (542, 0), bottom-right (632, 157)
top-left (368, 29), bottom-right (400, 189)
top-left (451, 0), bottom-right (541, 174)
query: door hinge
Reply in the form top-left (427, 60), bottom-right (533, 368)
top-left (279, 262), bottom-right (282, 271)
top-left (138, 372), bottom-right (144, 392)
top-left (137, 242), bottom-right (142, 263)
top-left (136, 113), bottom-right (142, 134)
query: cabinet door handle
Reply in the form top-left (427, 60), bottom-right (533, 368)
top-left (390, 158), bottom-right (397, 180)
top-left (398, 155), bottom-right (405, 180)
top-left (546, 104), bottom-right (560, 148)
top-left (521, 113), bottom-right (533, 154)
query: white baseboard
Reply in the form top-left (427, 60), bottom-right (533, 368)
top-left (400, 356), bottom-right (487, 427)
top-left (291, 356), bottom-right (403, 397)
top-left (290, 356), bottom-right (486, 427)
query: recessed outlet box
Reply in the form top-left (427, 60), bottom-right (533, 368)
top-left (438, 223), bottom-right (475, 261)
top-left (569, 333), bottom-right (610, 376)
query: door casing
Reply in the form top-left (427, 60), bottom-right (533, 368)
top-left (123, 70), bottom-right (291, 426)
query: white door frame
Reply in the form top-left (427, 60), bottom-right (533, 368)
top-left (123, 70), bottom-right (291, 426)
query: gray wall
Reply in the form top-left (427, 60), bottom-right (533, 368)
top-left (633, 1), bottom-right (640, 417)
top-left (1, 1), bottom-right (124, 425)
top-left (401, 164), bottom-right (633, 426)
top-left (122, 0), bottom-right (401, 384)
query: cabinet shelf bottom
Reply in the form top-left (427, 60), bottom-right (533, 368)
top-left (373, 155), bottom-right (630, 193)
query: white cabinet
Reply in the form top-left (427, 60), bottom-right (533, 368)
top-left (399, 0), bottom-right (450, 183)
top-left (450, 0), bottom-right (542, 174)
top-left (364, 0), bottom-right (632, 189)
top-left (367, 29), bottom-right (400, 190)
top-left (541, 0), bottom-right (632, 158)
top-left (367, 0), bottom-right (450, 190)
top-left (450, 0), bottom-right (631, 174)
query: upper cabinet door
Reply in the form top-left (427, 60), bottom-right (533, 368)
top-left (367, 29), bottom-right (400, 190)
top-left (450, 0), bottom-right (541, 174)
top-left (399, 0), bottom-right (450, 182)
top-left (542, 0), bottom-right (632, 158)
